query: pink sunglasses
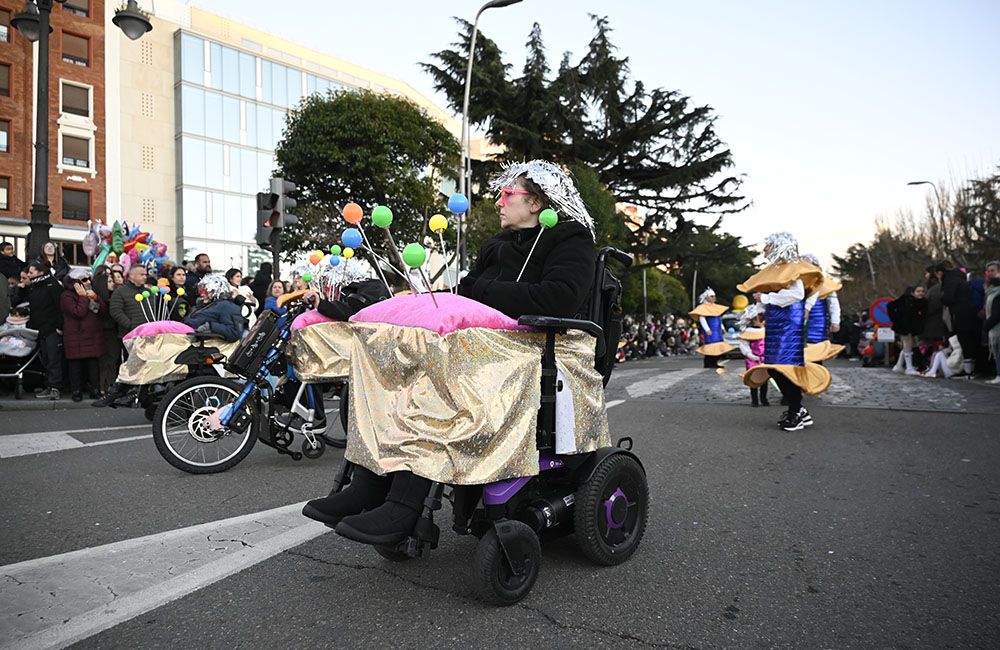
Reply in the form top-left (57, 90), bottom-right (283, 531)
top-left (497, 187), bottom-right (534, 206)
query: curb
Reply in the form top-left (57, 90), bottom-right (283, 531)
top-left (0, 399), bottom-right (100, 412)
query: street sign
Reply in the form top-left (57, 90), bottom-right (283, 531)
top-left (876, 327), bottom-right (895, 342)
top-left (870, 297), bottom-right (893, 326)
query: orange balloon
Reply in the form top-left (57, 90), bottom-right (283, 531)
top-left (343, 203), bottom-right (363, 225)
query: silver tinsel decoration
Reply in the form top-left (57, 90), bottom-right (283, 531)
top-left (738, 302), bottom-right (764, 329)
top-left (488, 160), bottom-right (595, 238)
top-left (800, 252), bottom-right (821, 268)
top-left (197, 273), bottom-right (232, 301)
top-left (698, 287), bottom-right (716, 304)
top-left (763, 231), bottom-right (799, 264)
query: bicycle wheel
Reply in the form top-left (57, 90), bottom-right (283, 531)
top-left (153, 376), bottom-right (258, 474)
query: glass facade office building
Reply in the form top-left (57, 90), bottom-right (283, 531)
top-left (174, 31), bottom-right (345, 270)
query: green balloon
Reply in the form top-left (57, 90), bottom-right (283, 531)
top-left (401, 243), bottom-right (427, 268)
top-left (329, 244), bottom-right (342, 256)
top-left (539, 208), bottom-right (558, 229)
top-left (372, 205), bottom-right (393, 228)
top-left (302, 272), bottom-right (313, 282)
top-left (141, 290), bottom-right (150, 298)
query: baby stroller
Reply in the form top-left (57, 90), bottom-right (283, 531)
top-left (330, 247), bottom-right (648, 605)
top-left (0, 317), bottom-right (44, 399)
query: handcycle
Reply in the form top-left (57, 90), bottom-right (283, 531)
top-left (330, 247), bottom-right (648, 605)
top-left (151, 290), bottom-right (349, 474)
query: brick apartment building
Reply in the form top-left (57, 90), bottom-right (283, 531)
top-left (0, 0), bottom-right (104, 265)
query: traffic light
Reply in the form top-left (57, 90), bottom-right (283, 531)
top-left (255, 190), bottom-right (278, 248)
top-left (269, 177), bottom-right (298, 228)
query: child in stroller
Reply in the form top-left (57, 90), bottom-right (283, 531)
top-left (0, 305), bottom-right (43, 398)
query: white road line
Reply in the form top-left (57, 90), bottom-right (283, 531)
top-left (0, 427), bottom-right (151, 459)
top-left (605, 399), bottom-right (625, 409)
top-left (625, 368), bottom-right (704, 399)
top-left (0, 502), bottom-right (328, 650)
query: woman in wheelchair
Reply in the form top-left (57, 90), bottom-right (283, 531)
top-left (303, 162), bottom-right (597, 545)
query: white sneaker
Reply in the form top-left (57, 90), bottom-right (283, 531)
top-left (905, 368), bottom-right (922, 376)
top-left (986, 377), bottom-right (1000, 385)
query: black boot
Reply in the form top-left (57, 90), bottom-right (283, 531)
top-left (92, 383), bottom-right (124, 407)
top-left (335, 471), bottom-right (431, 545)
top-left (302, 466), bottom-right (390, 527)
top-left (759, 383), bottom-right (770, 406)
top-left (750, 388), bottom-right (760, 407)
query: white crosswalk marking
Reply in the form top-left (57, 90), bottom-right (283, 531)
top-left (0, 426), bottom-right (151, 459)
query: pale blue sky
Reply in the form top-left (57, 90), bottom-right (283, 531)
top-left (193, 0), bottom-right (1000, 265)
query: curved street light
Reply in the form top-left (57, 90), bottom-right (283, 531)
top-left (906, 180), bottom-right (942, 205)
top-left (457, 0), bottom-right (523, 270)
top-left (14, 0), bottom-right (153, 259)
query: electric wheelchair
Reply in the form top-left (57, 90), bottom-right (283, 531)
top-left (329, 247), bottom-right (648, 605)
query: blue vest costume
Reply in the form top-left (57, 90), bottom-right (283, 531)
top-left (806, 297), bottom-right (829, 344)
top-left (764, 300), bottom-right (805, 366)
top-left (704, 316), bottom-right (724, 343)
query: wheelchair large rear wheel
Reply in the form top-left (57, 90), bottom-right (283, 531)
top-left (153, 376), bottom-right (258, 474)
top-left (574, 453), bottom-right (648, 566)
top-left (473, 520), bottom-right (540, 606)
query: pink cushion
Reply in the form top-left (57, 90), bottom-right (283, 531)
top-left (291, 309), bottom-right (337, 331)
top-left (123, 321), bottom-right (195, 341)
top-left (350, 293), bottom-right (524, 335)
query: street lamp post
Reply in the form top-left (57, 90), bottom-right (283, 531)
top-left (906, 180), bottom-right (942, 206)
top-left (14, 0), bottom-right (152, 260)
top-left (458, 0), bottom-right (522, 270)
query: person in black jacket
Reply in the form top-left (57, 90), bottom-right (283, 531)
top-left (304, 160), bottom-right (597, 546)
top-left (936, 261), bottom-right (980, 377)
top-left (183, 273), bottom-right (247, 342)
top-left (25, 263), bottom-right (65, 399)
top-left (0, 241), bottom-right (24, 281)
top-left (888, 285), bottom-right (927, 375)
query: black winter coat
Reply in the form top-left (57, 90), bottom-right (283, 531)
top-left (458, 220), bottom-right (595, 319)
top-left (317, 280), bottom-right (391, 321)
top-left (26, 274), bottom-right (64, 336)
top-left (184, 299), bottom-right (246, 341)
top-left (0, 254), bottom-right (24, 280)
top-left (887, 294), bottom-right (927, 336)
top-left (940, 269), bottom-right (979, 333)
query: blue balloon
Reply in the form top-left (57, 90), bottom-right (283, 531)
top-left (329, 256), bottom-right (340, 267)
top-left (447, 193), bottom-right (469, 214)
top-left (159, 286), bottom-right (168, 294)
top-left (342, 228), bottom-right (363, 249)
top-left (728, 327), bottom-right (735, 334)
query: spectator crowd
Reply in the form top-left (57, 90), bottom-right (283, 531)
top-left (0, 241), bottom-right (295, 403)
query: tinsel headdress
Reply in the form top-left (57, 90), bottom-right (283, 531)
top-left (488, 160), bottom-right (595, 238)
top-left (763, 232), bottom-right (799, 264)
top-left (698, 287), bottom-right (716, 304)
top-left (800, 252), bottom-right (821, 268)
top-left (738, 302), bottom-right (763, 328)
top-left (198, 273), bottom-right (232, 301)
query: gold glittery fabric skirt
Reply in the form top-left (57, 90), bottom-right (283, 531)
top-left (117, 334), bottom-right (239, 385)
top-left (344, 323), bottom-right (610, 485)
top-left (286, 322), bottom-right (353, 381)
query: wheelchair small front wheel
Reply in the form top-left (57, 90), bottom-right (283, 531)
top-left (473, 521), bottom-right (540, 606)
top-left (574, 453), bottom-right (648, 566)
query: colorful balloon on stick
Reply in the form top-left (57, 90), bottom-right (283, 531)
top-left (447, 193), bottom-right (469, 288)
top-left (402, 243), bottom-right (438, 308)
top-left (516, 208), bottom-right (558, 282)
top-left (428, 214), bottom-right (454, 293)
top-left (342, 202), bottom-right (364, 225)
top-left (357, 206), bottom-right (394, 296)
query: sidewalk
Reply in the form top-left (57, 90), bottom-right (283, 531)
top-left (0, 394), bottom-right (105, 412)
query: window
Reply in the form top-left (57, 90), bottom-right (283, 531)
top-left (61, 83), bottom-right (90, 117)
top-left (62, 188), bottom-right (90, 221)
top-left (0, 64), bottom-right (9, 97)
top-left (0, 10), bottom-right (11, 42)
top-left (180, 33), bottom-right (204, 83)
top-left (180, 85), bottom-right (205, 135)
top-left (62, 33), bottom-right (89, 66)
top-left (63, 0), bottom-right (89, 17)
top-left (62, 134), bottom-right (90, 167)
top-left (238, 52), bottom-right (255, 99)
top-left (0, 121), bottom-right (8, 153)
top-left (0, 177), bottom-right (8, 210)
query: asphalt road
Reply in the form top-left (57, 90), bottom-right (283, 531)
top-left (2, 358), bottom-right (999, 648)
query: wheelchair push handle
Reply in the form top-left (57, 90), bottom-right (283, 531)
top-left (599, 246), bottom-right (633, 269)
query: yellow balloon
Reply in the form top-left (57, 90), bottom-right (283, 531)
top-left (134, 294), bottom-right (143, 302)
top-left (343, 247), bottom-right (354, 259)
top-left (176, 288), bottom-right (186, 296)
top-left (134, 243), bottom-right (150, 252)
top-left (429, 214), bottom-right (449, 233)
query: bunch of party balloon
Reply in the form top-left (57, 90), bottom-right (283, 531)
top-left (132, 278), bottom-right (186, 323)
top-left (82, 219), bottom-right (177, 275)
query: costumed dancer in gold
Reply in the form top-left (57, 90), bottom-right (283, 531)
top-left (800, 253), bottom-right (845, 363)
top-left (737, 232), bottom-right (828, 431)
top-left (690, 287), bottom-right (734, 368)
